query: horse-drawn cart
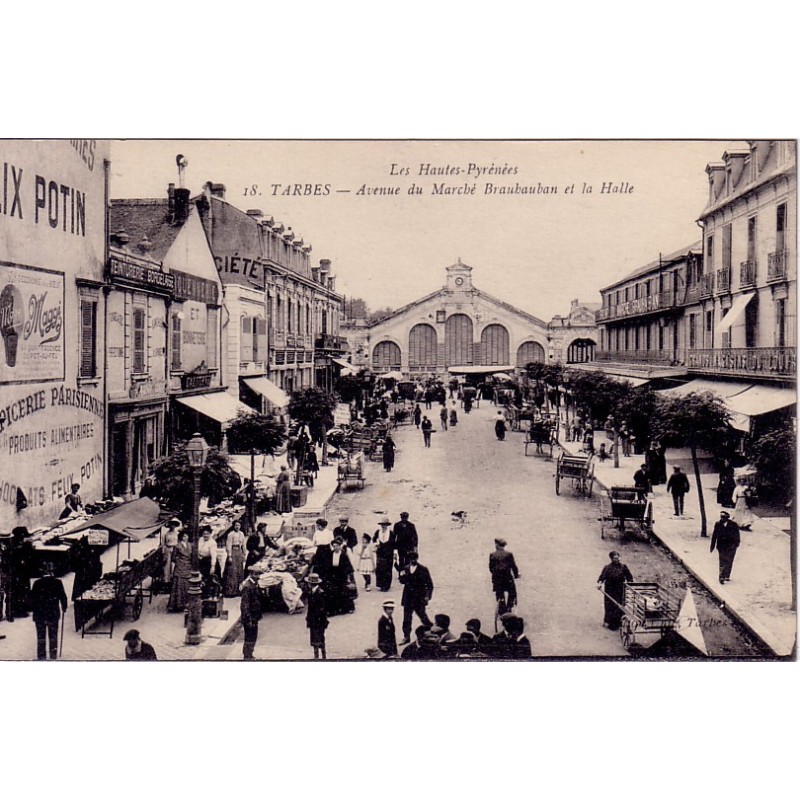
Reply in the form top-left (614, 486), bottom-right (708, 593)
top-left (525, 419), bottom-right (558, 458)
top-left (599, 486), bottom-right (654, 540)
top-left (554, 451), bottom-right (595, 496)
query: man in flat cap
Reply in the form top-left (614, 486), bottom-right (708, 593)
top-left (393, 512), bottom-right (418, 570)
top-left (398, 551), bottom-right (433, 644)
top-left (333, 515), bottom-right (358, 553)
top-left (240, 565), bottom-right (264, 660)
top-left (489, 537), bottom-right (520, 614)
top-left (377, 599), bottom-right (398, 657)
top-left (123, 629), bottom-right (157, 661)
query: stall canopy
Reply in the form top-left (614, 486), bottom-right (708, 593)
top-left (448, 365), bottom-right (514, 374)
top-left (69, 498), bottom-right (165, 541)
top-left (176, 392), bottom-right (253, 424)
top-left (717, 292), bottom-right (755, 334)
top-left (379, 370), bottom-right (404, 381)
top-left (243, 377), bottom-right (290, 408)
top-left (658, 379), bottom-right (751, 400)
top-left (604, 373), bottom-right (650, 387)
top-left (725, 385), bottom-right (796, 418)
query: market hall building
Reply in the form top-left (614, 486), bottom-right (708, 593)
top-left (1, 140), bottom-right (111, 531)
top-left (362, 259), bottom-right (553, 377)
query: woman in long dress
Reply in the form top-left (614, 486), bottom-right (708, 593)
top-left (730, 478), bottom-right (754, 530)
top-left (597, 551), bottom-right (633, 631)
top-left (168, 532), bottom-right (192, 612)
top-left (494, 411), bottom-right (507, 441)
top-left (382, 434), bottom-right (396, 472)
top-left (275, 465), bottom-right (293, 514)
top-left (326, 538), bottom-right (355, 616)
top-left (224, 521), bottom-right (247, 596)
top-left (372, 517), bottom-right (396, 592)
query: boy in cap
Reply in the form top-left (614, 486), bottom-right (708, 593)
top-left (305, 573), bottom-right (328, 660)
top-left (123, 629), bottom-right (157, 660)
top-left (377, 599), bottom-right (398, 657)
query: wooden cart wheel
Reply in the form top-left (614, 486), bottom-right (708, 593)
top-left (620, 615), bottom-right (635, 649)
top-left (132, 590), bottom-right (144, 621)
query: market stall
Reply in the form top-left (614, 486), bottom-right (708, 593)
top-left (250, 535), bottom-right (314, 614)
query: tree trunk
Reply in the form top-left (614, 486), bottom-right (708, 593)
top-left (613, 426), bottom-right (620, 469)
top-left (321, 428), bottom-right (329, 466)
top-left (691, 440), bottom-right (707, 537)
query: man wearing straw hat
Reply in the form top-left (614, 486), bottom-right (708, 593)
top-left (30, 562), bottom-right (68, 660)
top-left (377, 599), bottom-right (398, 657)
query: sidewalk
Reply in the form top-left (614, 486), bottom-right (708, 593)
top-left (559, 427), bottom-right (796, 658)
top-left (0, 458), bottom-right (343, 662)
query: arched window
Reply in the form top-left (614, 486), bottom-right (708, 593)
top-left (567, 338), bottom-right (596, 363)
top-left (409, 324), bottom-right (438, 369)
top-left (445, 314), bottom-right (473, 366)
top-left (372, 341), bottom-right (401, 371)
top-left (516, 341), bottom-right (545, 367)
top-left (480, 324), bottom-right (509, 365)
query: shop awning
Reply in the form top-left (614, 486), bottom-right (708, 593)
top-left (176, 392), bottom-right (253, 424)
top-left (331, 357), bottom-right (353, 370)
top-left (448, 365), bottom-right (514, 374)
top-left (69, 498), bottom-right (165, 541)
top-left (717, 292), bottom-right (755, 334)
top-left (243, 377), bottom-right (289, 408)
top-left (603, 372), bottom-right (650, 387)
top-left (658, 379), bottom-right (752, 400)
top-left (725, 385), bottom-right (796, 417)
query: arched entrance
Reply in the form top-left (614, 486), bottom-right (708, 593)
top-left (445, 314), bottom-right (473, 366)
top-left (567, 338), bottom-right (596, 363)
top-left (517, 341), bottom-right (545, 367)
top-left (372, 340), bottom-right (401, 371)
top-left (480, 324), bottom-right (509, 365)
top-left (408, 324), bottom-right (438, 371)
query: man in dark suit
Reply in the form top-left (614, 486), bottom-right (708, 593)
top-left (333, 515), bottom-right (358, 553)
top-left (377, 599), bottom-right (398, 657)
top-left (465, 618), bottom-right (494, 653)
top-left (305, 573), bottom-right (328, 659)
top-left (489, 538), bottom-right (520, 613)
top-left (710, 510), bottom-right (741, 584)
top-left (393, 512), bottom-right (418, 569)
top-left (30, 562), bottom-right (68, 660)
top-left (492, 613), bottom-right (532, 660)
top-left (633, 464), bottom-right (651, 501)
top-left (240, 565), bottom-right (264, 660)
top-left (398, 551), bottom-right (433, 644)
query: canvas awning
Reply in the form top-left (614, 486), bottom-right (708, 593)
top-left (604, 372), bottom-right (650, 387)
top-left (243, 377), bottom-right (289, 408)
top-left (448, 365), bottom-right (514, 374)
top-left (658, 379), bottom-right (751, 400)
top-left (717, 292), bottom-right (755, 334)
top-left (725, 385), bottom-right (796, 418)
top-left (176, 392), bottom-right (252, 424)
top-left (69, 498), bottom-right (164, 541)
top-left (331, 357), bottom-right (353, 370)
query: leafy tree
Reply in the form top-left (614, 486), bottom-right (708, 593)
top-left (334, 374), bottom-right (362, 405)
top-left (747, 422), bottom-right (795, 502)
top-left (150, 442), bottom-right (241, 520)
top-left (367, 306), bottom-right (395, 324)
top-left (226, 411), bottom-right (286, 531)
top-left (652, 392), bottom-right (733, 538)
top-left (288, 387), bottom-right (338, 465)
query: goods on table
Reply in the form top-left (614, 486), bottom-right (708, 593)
top-left (78, 580), bottom-right (117, 601)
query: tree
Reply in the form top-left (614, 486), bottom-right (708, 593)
top-left (150, 443), bottom-right (241, 520)
top-left (612, 385), bottom-right (660, 468)
top-left (226, 411), bottom-right (287, 532)
top-left (747, 422), bottom-right (795, 502)
top-left (288, 387), bottom-right (338, 466)
top-left (653, 392), bottom-right (733, 538)
top-left (334, 374), bottom-right (362, 405)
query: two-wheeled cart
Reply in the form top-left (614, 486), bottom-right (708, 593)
top-left (554, 451), bottom-right (595, 496)
top-left (599, 486), bottom-right (654, 540)
top-left (525, 420), bottom-right (558, 459)
top-left (599, 582), bottom-right (682, 651)
top-left (337, 453), bottom-right (366, 491)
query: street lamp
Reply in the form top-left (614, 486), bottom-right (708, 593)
top-left (185, 432), bottom-right (209, 645)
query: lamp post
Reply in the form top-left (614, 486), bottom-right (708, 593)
top-left (185, 432), bottom-right (209, 645)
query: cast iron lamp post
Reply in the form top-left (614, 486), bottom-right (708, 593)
top-left (185, 432), bottom-right (209, 645)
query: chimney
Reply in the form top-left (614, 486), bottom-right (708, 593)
top-left (205, 182), bottom-right (226, 199)
top-left (173, 188), bottom-right (191, 224)
top-left (167, 183), bottom-right (176, 216)
top-left (110, 229), bottom-right (130, 247)
top-left (246, 209), bottom-right (264, 218)
top-left (706, 163), bottom-right (725, 203)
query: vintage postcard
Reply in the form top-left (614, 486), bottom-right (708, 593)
top-left (0, 139), bottom-right (795, 663)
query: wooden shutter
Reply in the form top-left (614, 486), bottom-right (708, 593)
top-left (240, 317), bottom-right (253, 362)
top-left (80, 300), bottom-right (96, 377)
top-left (256, 318), bottom-right (267, 361)
top-left (206, 308), bottom-right (218, 370)
top-left (133, 308), bottom-right (146, 373)
top-left (171, 313), bottom-right (182, 370)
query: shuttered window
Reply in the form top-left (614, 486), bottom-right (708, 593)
top-left (254, 318), bottom-right (267, 361)
top-left (133, 307), bottom-right (146, 373)
top-left (206, 307), bottom-right (218, 370)
top-left (240, 316), bottom-right (254, 362)
top-left (171, 312), bottom-right (182, 370)
top-left (80, 300), bottom-right (97, 378)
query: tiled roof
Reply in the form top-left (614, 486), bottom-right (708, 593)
top-left (108, 199), bottom-right (184, 261)
top-left (602, 241), bottom-right (701, 292)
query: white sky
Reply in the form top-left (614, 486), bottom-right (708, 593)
top-left (108, 139), bottom-right (739, 320)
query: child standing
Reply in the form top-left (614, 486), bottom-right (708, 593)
top-left (357, 533), bottom-right (376, 592)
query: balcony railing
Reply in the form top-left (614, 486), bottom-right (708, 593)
top-left (687, 346), bottom-right (796, 378)
top-left (314, 334), bottom-right (347, 350)
top-left (767, 250), bottom-right (788, 282)
top-left (716, 267), bottom-right (732, 293)
top-left (698, 273), bottom-right (715, 297)
top-left (595, 350), bottom-right (678, 365)
top-left (595, 290), bottom-right (676, 322)
top-left (739, 260), bottom-right (757, 288)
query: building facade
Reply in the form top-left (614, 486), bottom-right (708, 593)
top-left (1, 139), bottom-right (110, 529)
top-left (362, 260), bottom-right (550, 377)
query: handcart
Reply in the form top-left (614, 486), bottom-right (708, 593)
top-left (554, 451), bottom-right (595, 496)
top-left (599, 582), bottom-right (682, 651)
top-left (599, 486), bottom-right (654, 540)
top-left (337, 453), bottom-right (366, 491)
